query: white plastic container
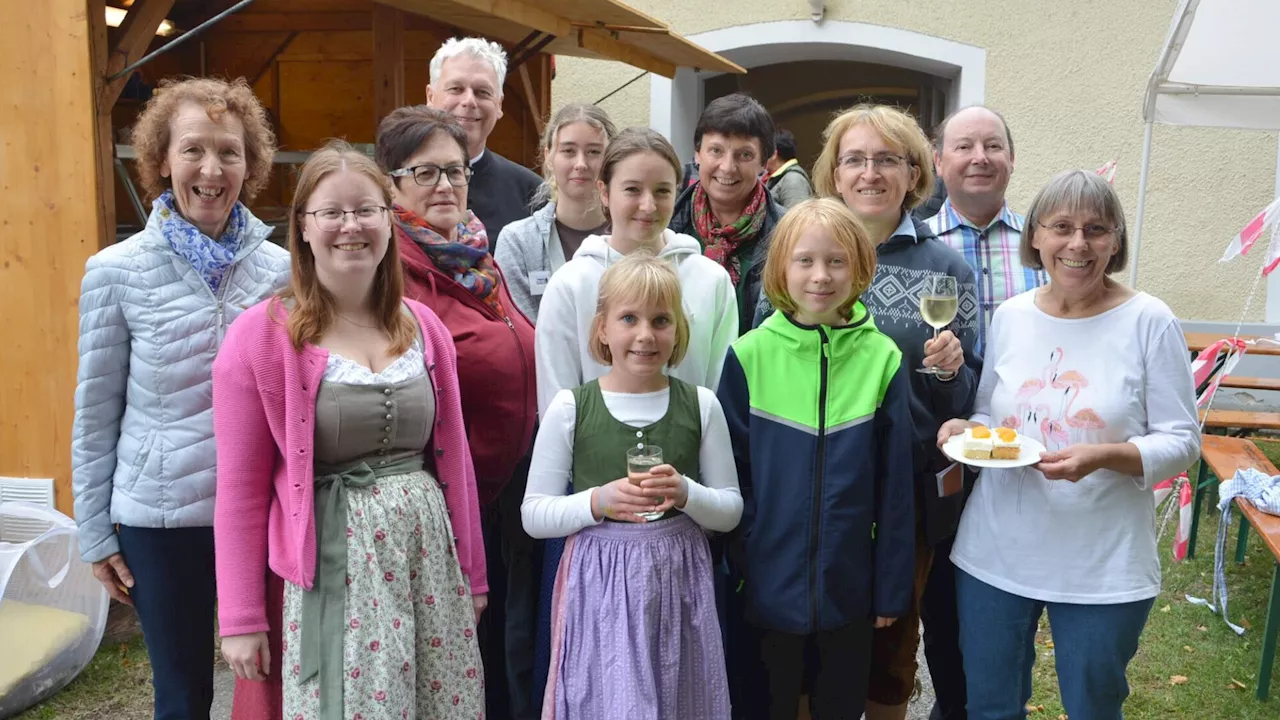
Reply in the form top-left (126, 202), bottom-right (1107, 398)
top-left (0, 501), bottom-right (108, 718)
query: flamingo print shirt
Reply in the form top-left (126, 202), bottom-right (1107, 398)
top-left (951, 290), bottom-right (1199, 604)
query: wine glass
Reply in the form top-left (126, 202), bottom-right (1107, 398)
top-left (626, 444), bottom-right (665, 521)
top-left (916, 275), bottom-right (958, 376)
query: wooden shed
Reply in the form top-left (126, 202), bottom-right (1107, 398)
top-left (0, 0), bottom-right (742, 515)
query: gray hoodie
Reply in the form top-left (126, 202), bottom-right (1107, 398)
top-left (494, 202), bottom-right (561, 323)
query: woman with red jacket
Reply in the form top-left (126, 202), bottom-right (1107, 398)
top-left (375, 105), bottom-right (538, 718)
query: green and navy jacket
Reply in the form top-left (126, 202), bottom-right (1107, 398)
top-left (717, 305), bottom-right (916, 634)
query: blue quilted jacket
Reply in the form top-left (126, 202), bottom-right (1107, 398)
top-left (71, 205), bottom-right (289, 562)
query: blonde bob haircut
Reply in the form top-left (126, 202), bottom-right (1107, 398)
top-left (588, 252), bottom-right (691, 368)
top-left (762, 198), bottom-right (878, 319)
top-left (813, 103), bottom-right (935, 212)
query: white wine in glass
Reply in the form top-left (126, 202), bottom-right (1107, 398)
top-left (917, 275), bottom-right (958, 375)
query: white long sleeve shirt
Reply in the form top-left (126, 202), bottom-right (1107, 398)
top-left (521, 384), bottom-right (743, 538)
top-left (951, 290), bottom-right (1200, 604)
top-left (533, 231), bottom-right (739, 416)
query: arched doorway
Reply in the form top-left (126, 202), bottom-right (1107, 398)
top-left (650, 20), bottom-right (987, 161)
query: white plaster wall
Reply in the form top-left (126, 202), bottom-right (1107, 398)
top-left (552, 0), bottom-right (1278, 322)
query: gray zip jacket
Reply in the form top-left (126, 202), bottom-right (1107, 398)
top-left (494, 201), bottom-right (561, 323)
top-left (71, 205), bottom-right (290, 562)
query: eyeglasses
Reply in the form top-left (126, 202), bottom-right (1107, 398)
top-left (388, 163), bottom-right (472, 188)
top-left (839, 153), bottom-right (908, 171)
top-left (300, 206), bottom-right (389, 232)
top-left (1036, 221), bottom-right (1116, 241)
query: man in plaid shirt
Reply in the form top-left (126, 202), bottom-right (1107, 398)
top-left (926, 106), bottom-right (1047, 358)
top-left (918, 106), bottom-right (1046, 720)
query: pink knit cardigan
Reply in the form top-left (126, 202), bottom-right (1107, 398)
top-left (212, 298), bottom-right (487, 637)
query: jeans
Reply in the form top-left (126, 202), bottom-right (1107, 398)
top-left (116, 525), bottom-right (216, 720)
top-left (956, 569), bottom-right (1153, 720)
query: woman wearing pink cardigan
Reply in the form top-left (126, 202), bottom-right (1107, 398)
top-left (213, 140), bottom-right (487, 720)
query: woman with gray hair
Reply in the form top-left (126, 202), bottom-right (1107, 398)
top-left (937, 169), bottom-right (1200, 720)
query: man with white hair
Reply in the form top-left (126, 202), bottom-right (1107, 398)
top-left (427, 37), bottom-right (542, 246)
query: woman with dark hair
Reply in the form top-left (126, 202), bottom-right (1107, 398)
top-left (375, 105), bottom-right (538, 717)
top-left (671, 92), bottom-right (788, 334)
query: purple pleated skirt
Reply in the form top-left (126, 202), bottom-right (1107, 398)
top-left (541, 513), bottom-right (731, 720)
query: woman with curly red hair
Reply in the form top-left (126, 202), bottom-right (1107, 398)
top-left (71, 77), bottom-right (289, 720)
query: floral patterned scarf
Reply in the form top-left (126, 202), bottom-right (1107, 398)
top-left (155, 189), bottom-right (248, 294)
top-left (694, 179), bottom-right (769, 285)
top-left (392, 205), bottom-right (506, 315)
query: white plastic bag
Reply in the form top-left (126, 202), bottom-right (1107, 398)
top-left (0, 501), bottom-right (108, 718)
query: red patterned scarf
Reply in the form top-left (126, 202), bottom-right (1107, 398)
top-left (694, 179), bottom-right (769, 284)
top-left (393, 205), bottom-right (506, 316)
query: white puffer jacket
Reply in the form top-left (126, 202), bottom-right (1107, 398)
top-left (71, 205), bottom-right (290, 562)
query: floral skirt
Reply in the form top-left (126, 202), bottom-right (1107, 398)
top-left (282, 470), bottom-right (484, 719)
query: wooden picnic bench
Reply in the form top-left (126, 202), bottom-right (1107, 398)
top-left (1221, 377), bottom-right (1280, 393)
top-left (1187, 434), bottom-right (1280, 701)
top-left (1201, 409), bottom-right (1280, 432)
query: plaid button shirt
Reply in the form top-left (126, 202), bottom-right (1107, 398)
top-left (925, 199), bottom-right (1047, 354)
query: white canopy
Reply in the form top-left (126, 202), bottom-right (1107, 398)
top-left (1147, 0), bottom-right (1280, 131)
top-left (1131, 0), bottom-right (1280, 285)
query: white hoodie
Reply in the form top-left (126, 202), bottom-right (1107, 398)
top-left (535, 229), bottom-right (739, 416)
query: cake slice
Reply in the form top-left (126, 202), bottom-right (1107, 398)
top-left (991, 427), bottom-right (1021, 460)
top-left (962, 426), bottom-right (993, 460)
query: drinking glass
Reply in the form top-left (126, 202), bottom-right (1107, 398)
top-left (917, 275), bottom-right (958, 375)
top-left (626, 444), bottom-right (665, 521)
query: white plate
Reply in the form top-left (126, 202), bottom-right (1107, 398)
top-left (942, 434), bottom-right (1047, 469)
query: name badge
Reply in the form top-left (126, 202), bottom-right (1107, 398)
top-left (936, 462), bottom-right (963, 498)
top-left (529, 270), bottom-right (551, 296)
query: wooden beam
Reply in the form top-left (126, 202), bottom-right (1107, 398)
top-left (516, 64), bottom-right (544, 136)
top-left (217, 12), bottom-right (373, 33)
top-left (1, 0), bottom-right (105, 515)
top-left (576, 28), bottom-right (676, 78)
top-left (100, 0), bottom-right (177, 108)
top-left (90, 0), bottom-right (117, 250)
top-left (373, 4), bottom-right (406, 124)
top-left (381, 0), bottom-right (678, 77)
top-left (247, 31), bottom-right (298, 87)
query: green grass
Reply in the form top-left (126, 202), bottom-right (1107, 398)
top-left (11, 442), bottom-right (1280, 719)
top-left (13, 634), bottom-right (154, 720)
top-left (1025, 437), bottom-right (1280, 719)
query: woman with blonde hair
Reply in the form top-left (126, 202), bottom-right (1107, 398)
top-left (71, 76), bottom-right (288, 720)
top-left (496, 103), bottom-right (617, 323)
top-left (525, 252), bottom-right (741, 718)
top-left (214, 139), bottom-right (486, 720)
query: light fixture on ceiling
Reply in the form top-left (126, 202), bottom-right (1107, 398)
top-left (105, 6), bottom-right (178, 36)
top-left (808, 0), bottom-right (826, 22)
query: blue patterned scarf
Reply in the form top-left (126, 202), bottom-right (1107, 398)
top-left (155, 189), bottom-right (248, 294)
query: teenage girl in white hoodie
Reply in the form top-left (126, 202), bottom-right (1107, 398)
top-left (535, 127), bottom-right (739, 415)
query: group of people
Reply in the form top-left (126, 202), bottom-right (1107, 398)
top-left (70, 33), bottom-right (1202, 720)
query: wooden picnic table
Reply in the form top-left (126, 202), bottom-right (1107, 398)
top-left (1186, 331), bottom-right (1280, 357)
top-left (1188, 434), bottom-right (1280, 701)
